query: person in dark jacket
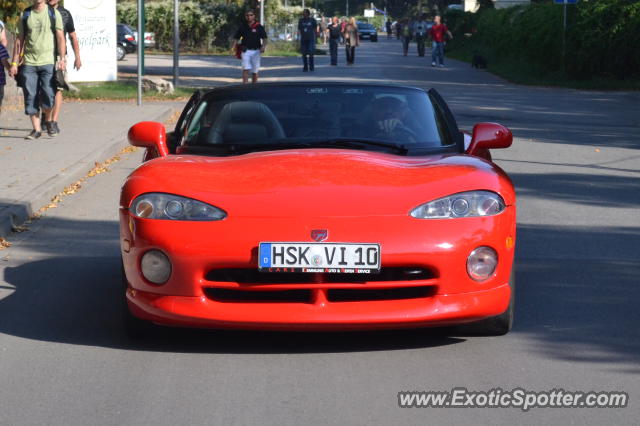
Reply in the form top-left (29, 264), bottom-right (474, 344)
top-left (233, 10), bottom-right (268, 83)
top-left (326, 16), bottom-right (341, 66)
top-left (298, 9), bottom-right (318, 72)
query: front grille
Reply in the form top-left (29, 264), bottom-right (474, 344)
top-left (204, 285), bottom-right (436, 304)
top-left (205, 267), bottom-right (435, 284)
top-left (205, 288), bottom-right (311, 303)
top-left (328, 286), bottom-right (436, 302)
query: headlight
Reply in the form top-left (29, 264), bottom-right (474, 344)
top-left (130, 193), bottom-right (226, 221)
top-left (410, 191), bottom-right (505, 219)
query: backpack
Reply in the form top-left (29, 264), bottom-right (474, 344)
top-left (21, 5), bottom-right (59, 59)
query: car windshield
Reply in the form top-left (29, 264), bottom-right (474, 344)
top-left (358, 23), bottom-right (374, 29)
top-left (182, 84), bottom-right (457, 156)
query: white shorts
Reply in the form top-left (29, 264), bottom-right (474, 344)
top-left (242, 49), bottom-right (261, 74)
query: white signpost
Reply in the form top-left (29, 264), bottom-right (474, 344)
top-left (64, 0), bottom-right (117, 82)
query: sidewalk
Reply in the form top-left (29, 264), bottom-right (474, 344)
top-left (0, 100), bottom-right (182, 239)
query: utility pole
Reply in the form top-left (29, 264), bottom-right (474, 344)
top-left (260, 0), bottom-right (264, 25)
top-left (173, 0), bottom-right (179, 88)
top-left (137, 0), bottom-right (143, 105)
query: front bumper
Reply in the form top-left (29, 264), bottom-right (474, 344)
top-left (126, 283), bottom-right (511, 331)
top-left (121, 208), bottom-right (515, 330)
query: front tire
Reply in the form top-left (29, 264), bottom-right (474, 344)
top-left (121, 261), bottom-right (154, 338)
top-left (458, 273), bottom-right (515, 336)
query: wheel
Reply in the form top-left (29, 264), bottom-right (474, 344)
top-left (457, 273), bottom-right (515, 336)
top-left (121, 261), bottom-right (155, 338)
top-left (116, 45), bottom-right (126, 61)
top-left (371, 36), bottom-right (378, 42)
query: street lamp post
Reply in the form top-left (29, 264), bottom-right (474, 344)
top-left (260, 0), bottom-right (264, 25)
top-left (173, 0), bottom-right (179, 88)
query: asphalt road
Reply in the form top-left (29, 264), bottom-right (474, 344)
top-left (1, 38), bottom-right (639, 425)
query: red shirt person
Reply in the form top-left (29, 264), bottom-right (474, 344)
top-left (428, 15), bottom-right (453, 67)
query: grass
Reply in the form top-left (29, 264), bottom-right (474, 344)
top-left (65, 81), bottom-right (196, 101)
top-left (144, 41), bottom-right (326, 58)
top-left (446, 39), bottom-right (640, 91)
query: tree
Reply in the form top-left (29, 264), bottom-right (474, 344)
top-left (0, 0), bottom-right (30, 31)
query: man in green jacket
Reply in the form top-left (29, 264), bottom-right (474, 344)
top-left (9, 0), bottom-right (67, 139)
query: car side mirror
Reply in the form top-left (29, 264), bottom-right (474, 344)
top-left (128, 121), bottom-right (168, 158)
top-left (466, 123), bottom-right (512, 157)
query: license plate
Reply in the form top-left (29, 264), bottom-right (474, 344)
top-left (259, 242), bottom-right (380, 273)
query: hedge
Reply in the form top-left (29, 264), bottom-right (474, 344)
top-left (445, 0), bottom-right (640, 79)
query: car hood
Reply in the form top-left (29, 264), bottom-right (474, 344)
top-left (122, 149), bottom-right (513, 217)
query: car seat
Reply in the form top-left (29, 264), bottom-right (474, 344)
top-left (208, 101), bottom-right (285, 144)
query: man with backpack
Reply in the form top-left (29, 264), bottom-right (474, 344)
top-left (46, 0), bottom-right (82, 137)
top-left (9, 0), bottom-right (66, 140)
top-left (413, 14), bottom-right (430, 57)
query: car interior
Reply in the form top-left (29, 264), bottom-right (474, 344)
top-left (183, 89), bottom-right (448, 150)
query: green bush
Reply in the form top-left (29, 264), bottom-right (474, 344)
top-left (117, 1), bottom-right (242, 51)
top-left (447, 0), bottom-right (640, 80)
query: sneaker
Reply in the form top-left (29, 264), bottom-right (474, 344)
top-left (25, 130), bottom-right (42, 140)
top-left (303, 67), bottom-right (308, 72)
top-left (45, 121), bottom-right (59, 137)
top-left (51, 121), bottom-right (60, 136)
top-left (439, 64), bottom-right (445, 68)
top-left (431, 62), bottom-right (436, 67)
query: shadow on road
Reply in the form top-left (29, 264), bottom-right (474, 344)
top-left (1, 216), bottom-right (638, 367)
top-left (509, 171), bottom-right (640, 207)
top-left (0, 216), bottom-right (463, 354)
top-left (515, 223), bottom-right (640, 372)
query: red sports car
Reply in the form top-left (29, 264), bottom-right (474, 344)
top-left (121, 83), bottom-right (515, 336)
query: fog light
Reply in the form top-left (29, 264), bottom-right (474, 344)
top-left (467, 247), bottom-right (498, 281)
top-left (140, 250), bottom-right (171, 284)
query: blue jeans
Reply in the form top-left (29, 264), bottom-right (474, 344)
top-left (300, 39), bottom-right (315, 70)
top-left (300, 39), bottom-right (315, 55)
top-left (432, 42), bottom-right (445, 65)
top-left (22, 64), bottom-right (55, 116)
top-left (329, 38), bottom-right (338, 64)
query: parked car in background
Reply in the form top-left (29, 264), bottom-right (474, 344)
top-left (133, 30), bottom-right (156, 48)
top-left (117, 23), bottom-right (137, 61)
top-left (357, 22), bottom-right (378, 42)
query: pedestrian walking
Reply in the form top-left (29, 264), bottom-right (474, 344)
top-left (414, 14), bottom-right (430, 57)
top-left (45, 0), bottom-right (81, 137)
top-left (340, 17), bottom-right (347, 45)
top-left (9, 0), bottom-right (67, 140)
top-left (343, 17), bottom-right (359, 66)
top-left (298, 9), bottom-right (318, 72)
top-left (385, 19), bottom-right (392, 39)
top-left (429, 15), bottom-right (453, 67)
top-left (232, 9), bottom-right (267, 84)
top-left (326, 16), bottom-right (341, 66)
top-left (320, 17), bottom-right (328, 45)
top-left (400, 19), bottom-right (411, 57)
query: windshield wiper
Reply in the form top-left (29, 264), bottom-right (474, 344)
top-left (207, 138), bottom-right (408, 155)
top-left (309, 138), bottom-right (408, 155)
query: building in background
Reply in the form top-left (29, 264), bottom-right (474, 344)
top-left (463, 0), bottom-right (531, 12)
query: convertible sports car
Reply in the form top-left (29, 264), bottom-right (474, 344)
top-left (121, 82), bottom-right (516, 336)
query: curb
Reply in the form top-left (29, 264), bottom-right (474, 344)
top-left (0, 105), bottom-right (177, 240)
